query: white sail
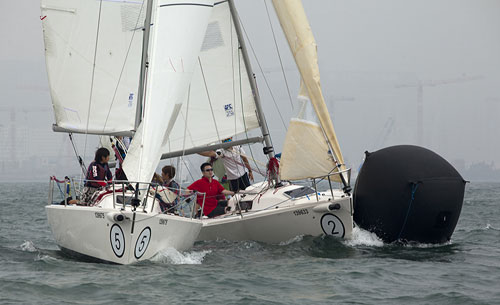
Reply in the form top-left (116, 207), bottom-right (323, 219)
top-left (272, 0), bottom-right (346, 181)
top-left (123, 0), bottom-right (215, 184)
top-left (41, 0), bottom-right (145, 135)
top-left (162, 0), bottom-right (260, 155)
top-left (280, 93), bottom-right (337, 180)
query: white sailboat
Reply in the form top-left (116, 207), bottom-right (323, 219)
top-left (41, 0), bottom-right (354, 264)
top-left (154, 0), bottom-right (354, 243)
top-left (41, 0), bottom-right (220, 264)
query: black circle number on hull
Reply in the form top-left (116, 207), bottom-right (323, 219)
top-left (134, 227), bottom-right (151, 259)
top-left (110, 224), bottom-right (125, 258)
top-left (320, 214), bottom-right (345, 238)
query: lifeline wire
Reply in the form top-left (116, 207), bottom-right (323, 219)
top-left (82, 0), bottom-right (104, 189)
top-left (198, 57), bottom-right (222, 143)
top-left (178, 84), bottom-right (192, 188)
top-left (230, 6), bottom-right (238, 139)
top-left (263, 0), bottom-right (294, 110)
top-left (101, 1), bottom-right (146, 133)
top-left (236, 40), bottom-right (267, 179)
top-left (237, 14), bottom-right (287, 130)
top-left (68, 133), bottom-right (87, 175)
top-left (397, 182), bottom-right (420, 240)
top-left (235, 11), bottom-right (280, 181)
top-left (229, 9), bottom-right (263, 179)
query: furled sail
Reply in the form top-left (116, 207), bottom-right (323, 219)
top-left (123, 0), bottom-right (215, 184)
top-left (271, 0), bottom-right (346, 181)
top-left (162, 0), bottom-right (260, 156)
top-left (41, 0), bottom-right (145, 135)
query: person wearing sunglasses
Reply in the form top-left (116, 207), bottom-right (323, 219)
top-left (187, 162), bottom-right (235, 218)
top-left (199, 137), bottom-right (253, 193)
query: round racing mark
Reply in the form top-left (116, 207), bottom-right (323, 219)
top-left (320, 214), bottom-right (345, 238)
top-left (110, 224), bottom-right (125, 257)
top-left (134, 227), bottom-right (151, 259)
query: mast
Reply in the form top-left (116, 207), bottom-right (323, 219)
top-left (135, 0), bottom-right (154, 130)
top-left (228, 0), bottom-right (280, 184)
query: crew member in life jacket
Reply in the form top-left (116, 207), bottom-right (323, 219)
top-left (80, 147), bottom-right (113, 205)
top-left (150, 165), bottom-right (181, 213)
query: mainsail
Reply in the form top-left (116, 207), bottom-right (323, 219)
top-left (271, 0), bottom-right (346, 181)
top-left (123, 0), bottom-right (216, 184)
top-left (42, 0), bottom-right (340, 186)
top-left (41, 0), bottom-right (144, 135)
top-left (43, 0), bottom-right (219, 185)
top-left (162, 0), bottom-right (260, 157)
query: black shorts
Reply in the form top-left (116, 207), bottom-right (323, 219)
top-left (229, 172), bottom-right (250, 192)
top-left (207, 200), bottom-right (228, 218)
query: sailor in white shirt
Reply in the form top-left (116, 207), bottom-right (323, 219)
top-left (199, 137), bottom-right (254, 192)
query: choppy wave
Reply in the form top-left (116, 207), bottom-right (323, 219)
top-left (485, 223), bottom-right (498, 231)
top-left (2, 182), bottom-right (500, 305)
top-left (279, 235), bottom-right (304, 246)
top-left (151, 247), bottom-right (211, 265)
top-left (456, 222), bottom-right (499, 234)
top-left (344, 226), bottom-right (384, 247)
top-left (20, 240), bottom-right (37, 252)
top-left (34, 253), bottom-right (59, 262)
top-left (401, 240), bottom-right (453, 249)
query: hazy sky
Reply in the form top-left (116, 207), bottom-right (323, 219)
top-left (1, 0), bottom-right (500, 181)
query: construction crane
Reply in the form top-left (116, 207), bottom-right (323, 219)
top-left (371, 117), bottom-right (395, 150)
top-left (0, 106), bottom-right (52, 112)
top-left (327, 95), bottom-right (355, 118)
top-left (395, 75), bottom-right (482, 146)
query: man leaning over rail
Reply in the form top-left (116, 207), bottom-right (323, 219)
top-left (199, 137), bottom-right (253, 192)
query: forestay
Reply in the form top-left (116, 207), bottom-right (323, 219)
top-left (41, 0), bottom-right (144, 135)
top-left (123, 0), bottom-right (215, 185)
top-left (271, 0), bottom-right (346, 181)
top-left (162, 0), bottom-right (260, 156)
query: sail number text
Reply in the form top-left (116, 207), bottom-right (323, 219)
top-left (293, 209), bottom-right (309, 216)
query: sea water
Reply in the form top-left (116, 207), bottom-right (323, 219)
top-left (0, 182), bottom-right (499, 304)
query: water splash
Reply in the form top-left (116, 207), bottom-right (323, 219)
top-left (152, 248), bottom-right (211, 265)
top-left (344, 227), bottom-right (384, 247)
top-left (279, 235), bottom-right (304, 246)
top-left (20, 240), bottom-right (37, 252)
top-left (401, 240), bottom-right (453, 248)
top-left (35, 253), bottom-right (58, 262)
top-left (457, 223), bottom-right (499, 233)
top-left (485, 223), bottom-right (498, 231)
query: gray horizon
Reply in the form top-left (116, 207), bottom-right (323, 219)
top-left (1, 0), bottom-right (499, 182)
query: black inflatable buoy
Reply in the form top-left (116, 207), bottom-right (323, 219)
top-left (353, 145), bottom-right (466, 243)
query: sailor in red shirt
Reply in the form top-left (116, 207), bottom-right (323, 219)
top-left (188, 162), bottom-right (234, 218)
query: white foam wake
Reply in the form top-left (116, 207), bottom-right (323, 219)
top-left (279, 235), bottom-right (304, 246)
top-left (485, 223), bottom-right (498, 231)
top-left (152, 248), bottom-right (211, 265)
top-left (20, 240), bottom-right (37, 252)
top-left (34, 254), bottom-right (58, 262)
top-left (344, 226), bottom-right (384, 247)
top-left (402, 240), bottom-right (452, 248)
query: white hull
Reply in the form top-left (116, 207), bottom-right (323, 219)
top-left (46, 191), bottom-right (201, 264)
top-left (198, 182), bottom-right (353, 243)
